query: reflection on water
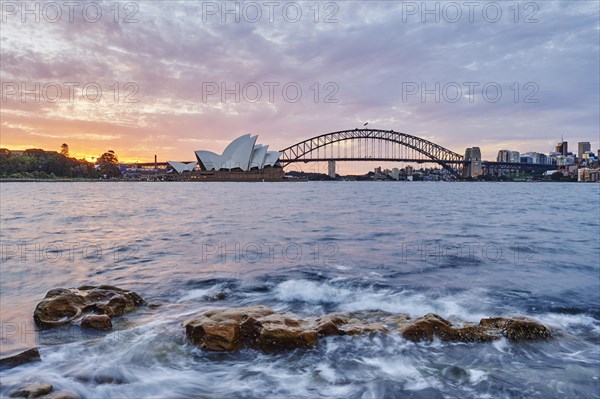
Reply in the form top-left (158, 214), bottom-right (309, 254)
top-left (1, 182), bottom-right (599, 398)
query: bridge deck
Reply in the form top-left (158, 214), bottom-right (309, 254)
top-left (281, 158), bottom-right (464, 164)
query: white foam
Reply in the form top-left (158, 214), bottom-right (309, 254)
top-left (492, 337), bottom-right (509, 353)
top-left (274, 280), bottom-right (352, 304)
top-left (333, 264), bottom-right (350, 270)
top-left (315, 363), bottom-right (339, 383)
top-left (360, 356), bottom-right (442, 391)
top-left (177, 284), bottom-right (227, 302)
top-left (243, 360), bottom-right (355, 397)
top-left (537, 313), bottom-right (599, 332)
top-left (273, 279), bottom-right (489, 321)
top-left (468, 369), bottom-right (488, 384)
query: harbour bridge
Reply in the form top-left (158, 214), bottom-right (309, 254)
top-left (279, 129), bottom-right (466, 177)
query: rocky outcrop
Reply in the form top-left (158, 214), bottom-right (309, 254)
top-left (396, 313), bottom-right (498, 343)
top-left (479, 317), bottom-right (552, 340)
top-left (33, 285), bottom-right (144, 330)
top-left (185, 306), bottom-right (322, 352)
top-left (0, 348), bottom-right (41, 371)
top-left (185, 307), bottom-right (552, 352)
top-left (8, 383), bottom-right (79, 399)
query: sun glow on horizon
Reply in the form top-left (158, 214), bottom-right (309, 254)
top-left (0, 143), bottom-right (151, 164)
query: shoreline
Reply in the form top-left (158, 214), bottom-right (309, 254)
top-left (0, 179), bottom-right (591, 183)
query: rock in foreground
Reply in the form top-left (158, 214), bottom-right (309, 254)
top-left (185, 306), bottom-right (552, 352)
top-left (9, 383), bottom-right (52, 398)
top-left (479, 317), bottom-right (552, 340)
top-left (9, 383), bottom-right (79, 399)
top-left (81, 314), bottom-right (112, 330)
top-left (0, 348), bottom-right (41, 371)
top-left (33, 285), bottom-right (144, 330)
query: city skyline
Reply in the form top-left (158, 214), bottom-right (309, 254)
top-left (1, 1), bottom-right (599, 170)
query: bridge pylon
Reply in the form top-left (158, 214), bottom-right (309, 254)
top-left (327, 160), bottom-right (336, 178)
top-left (462, 147), bottom-right (482, 178)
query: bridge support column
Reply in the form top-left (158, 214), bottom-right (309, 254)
top-left (327, 160), bottom-right (336, 178)
top-left (463, 147), bottom-right (482, 178)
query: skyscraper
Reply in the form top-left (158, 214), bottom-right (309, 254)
top-left (555, 141), bottom-right (568, 156)
top-left (578, 142), bottom-right (591, 158)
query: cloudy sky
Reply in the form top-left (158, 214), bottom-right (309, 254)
top-left (1, 0), bottom-right (598, 173)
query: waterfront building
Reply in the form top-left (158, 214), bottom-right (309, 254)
top-left (521, 152), bottom-right (549, 165)
top-left (509, 151), bottom-right (520, 163)
top-left (497, 150), bottom-right (521, 163)
top-left (167, 161), bottom-right (197, 174)
top-left (497, 150), bottom-right (510, 162)
top-left (577, 168), bottom-right (599, 182)
top-left (520, 155), bottom-right (534, 164)
top-left (554, 155), bottom-right (567, 166)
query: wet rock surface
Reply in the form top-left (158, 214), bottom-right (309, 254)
top-left (0, 348), bottom-right (41, 371)
top-left (480, 317), bottom-right (552, 340)
top-left (33, 285), bottom-right (144, 329)
top-left (8, 383), bottom-right (79, 399)
top-left (80, 314), bottom-right (112, 330)
top-left (8, 383), bottom-right (52, 398)
top-left (185, 306), bottom-right (552, 352)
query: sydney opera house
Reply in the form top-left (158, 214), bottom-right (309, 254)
top-left (166, 135), bottom-right (282, 181)
top-left (195, 134), bottom-right (280, 172)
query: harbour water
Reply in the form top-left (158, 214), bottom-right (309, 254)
top-left (1, 182), bottom-right (599, 398)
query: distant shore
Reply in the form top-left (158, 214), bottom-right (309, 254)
top-left (0, 178), bottom-right (589, 183)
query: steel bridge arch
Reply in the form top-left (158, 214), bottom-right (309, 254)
top-left (279, 129), bottom-right (464, 176)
